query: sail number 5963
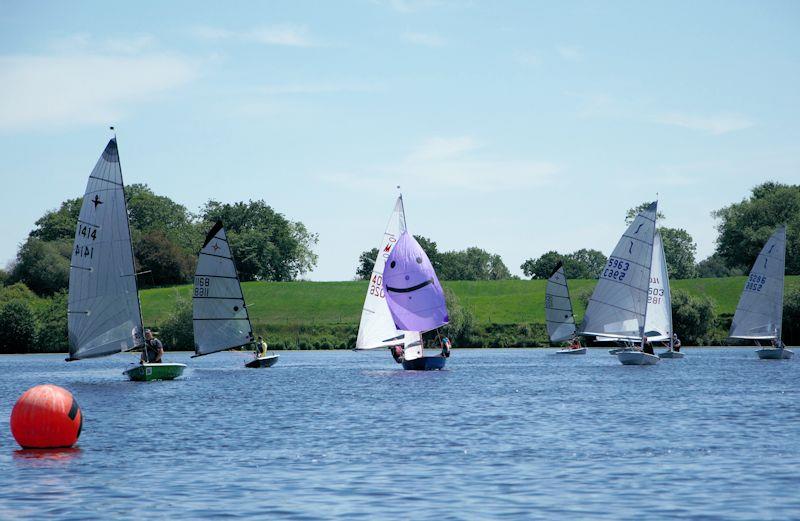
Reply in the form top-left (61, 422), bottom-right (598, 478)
top-left (602, 257), bottom-right (630, 281)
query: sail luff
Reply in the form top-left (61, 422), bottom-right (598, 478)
top-left (638, 201), bottom-right (658, 346)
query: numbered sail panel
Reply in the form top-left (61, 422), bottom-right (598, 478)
top-left (643, 230), bottom-right (672, 341)
top-left (730, 225), bottom-right (786, 339)
top-left (356, 196), bottom-right (409, 349)
top-left (545, 262), bottom-right (576, 342)
top-left (581, 201), bottom-right (657, 338)
top-left (68, 138), bottom-right (143, 360)
top-left (193, 222), bottom-right (253, 355)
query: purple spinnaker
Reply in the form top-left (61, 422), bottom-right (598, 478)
top-left (384, 232), bottom-right (449, 332)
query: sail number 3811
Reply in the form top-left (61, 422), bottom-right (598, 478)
top-left (602, 257), bottom-right (630, 281)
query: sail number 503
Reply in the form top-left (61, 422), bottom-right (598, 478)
top-left (194, 276), bottom-right (211, 297)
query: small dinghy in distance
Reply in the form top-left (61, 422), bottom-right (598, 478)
top-left (729, 225), bottom-right (793, 360)
top-left (66, 134), bottom-right (184, 381)
top-left (545, 262), bottom-right (585, 355)
top-left (192, 222), bottom-right (279, 368)
top-left (646, 231), bottom-right (683, 360)
top-left (579, 201), bottom-right (660, 366)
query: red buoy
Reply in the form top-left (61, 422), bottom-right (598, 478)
top-left (10, 385), bottom-right (83, 449)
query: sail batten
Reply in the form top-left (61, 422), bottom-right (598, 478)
top-left (192, 222), bottom-right (254, 356)
top-left (579, 201), bottom-right (658, 339)
top-left (729, 225), bottom-right (786, 340)
top-left (68, 138), bottom-right (144, 360)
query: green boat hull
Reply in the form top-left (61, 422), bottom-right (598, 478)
top-left (124, 363), bottom-right (186, 382)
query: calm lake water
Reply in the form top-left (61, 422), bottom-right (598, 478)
top-left (1, 348), bottom-right (799, 520)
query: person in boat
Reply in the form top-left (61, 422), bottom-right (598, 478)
top-left (642, 336), bottom-right (654, 355)
top-left (390, 344), bottom-right (404, 363)
top-left (253, 336), bottom-right (268, 358)
top-left (141, 329), bottom-right (163, 364)
top-left (672, 333), bottom-right (682, 352)
top-left (569, 336), bottom-right (582, 350)
top-left (441, 336), bottom-right (452, 357)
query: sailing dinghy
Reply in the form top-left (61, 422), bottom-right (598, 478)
top-left (729, 225), bottom-right (792, 359)
top-left (193, 222), bottom-right (278, 368)
top-left (67, 136), bottom-right (185, 381)
top-left (580, 202), bottom-right (660, 365)
top-left (545, 262), bottom-right (585, 354)
top-left (646, 231), bottom-right (683, 359)
top-left (355, 195), bottom-right (449, 370)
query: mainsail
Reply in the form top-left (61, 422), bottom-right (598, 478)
top-left (580, 201), bottom-right (658, 340)
top-left (355, 196), bottom-right (410, 350)
top-left (193, 221), bottom-right (253, 356)
top-left (729, 225), bottom-right (786, 340)
top-left (384, 232), bottom-right (449, 333)
top-left (68, 138), bottom-right (144, 360)
top-left (545, 261), bottom-right (576, 342)
top-left (643, 230), bottom-right (672, 342)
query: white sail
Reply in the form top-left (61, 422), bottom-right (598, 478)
top-left (355, 196), bottom-right (411, 349)
top-left (545, 261), bottom-right (576, 342)
top-left (643, 230), bottom-right (672, 342)
top-left (402, 331), bottom-right (424, 361)
top-left (729, 225), bottom-right (786, 340)
top-left (193, 222), bottom-right (253, 356)
top-left (580, 201), bottom-right (658, 340)
top-left (68, 138), bottom-right (143, 360)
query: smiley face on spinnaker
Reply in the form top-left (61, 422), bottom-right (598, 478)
top-left (383, 232), bottom-right (449, 332)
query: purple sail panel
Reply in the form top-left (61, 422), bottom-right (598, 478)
top-left (384, 232), bottom-right (449, 332)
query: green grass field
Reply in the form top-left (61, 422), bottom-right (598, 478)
top-left (139, 276), bottom-right (800, 328)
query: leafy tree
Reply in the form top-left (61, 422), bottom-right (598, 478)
top-left (439, 287), bottom-right (474, 345)
top-left (134, 230), bottom-right (193, 287)
top-left (9, 238), bottom-right (71, 295)
top-left (126, 184), bottom-right (199, 253)
top-left (521, 251), bottom-right (562, 279)
top-left (712, 182), bottom-right (800, 274)
top-left (625, 202), bottom-right (665, 225)
top-left (202, 200), bottom-right (318, 281)
top-left (0, 268), bottom-right (7, 287)
top-left (696, 253), bottom-right (743, 278)
top-left (34, 291), bottom-right (68, 353)
top-left (30, 197), bottom-right (82, 242)
top-left (159, 297), bottom-right (193, 350)
top-left (565, 249), bottom-right (606, 279)
top-left (671, 290), bottom-right (716, 345)
top-left (0, 300), bottom-right (36, 353)
top-left (0, 282), bottom-right (38, 305)
top-left (660, 227), bottom-right (697, 279)
top-left (438, 247), bottom-right (512, 280)
top-left (355, 248), bottom-right (379, 280)
top-left (783, 288), bottom-right (800, 346)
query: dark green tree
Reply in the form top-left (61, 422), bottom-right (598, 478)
top-left (0, 300), bottom-right (36, 353)
top-left (521, 251), bottom-right (562, 279)
top-left (134, 230), bottom-right (194, 287)
top-left (783, 287), bottom-right (800, 346)
top-left (440, 287), bottom-right (474, 345)
top-left (564, 249), bottom-right (606, 279)
top-left (625, 202), bottom-right (665, 225)
top-left (696, 253), bottom-right (742, 278)
top-left (660, 227), bottom-right (697, 279)
top-left (34, 291), bottom-right (68, 353)
top-left (159, 298), bottom-right (193, 350)
top-left (29, 197), bottom-right (82, 241)
top-left (356, 248), bottom-right (379, 280)
top-left (671, 290), bottom-right (716, 345)
top-left (9, 238), bottom-right (71, 295)
top-left (712, 182), bottom-right (800, 274)
top-left (438, 247), bottom-right (512, 280)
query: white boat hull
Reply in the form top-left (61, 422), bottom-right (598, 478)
top-left (618, 351), bottom-right (660, 365)
top-left (659, 350), bottom-right (685, 359)
top-left (756, 348), bottom-right (794, 360)
top-left (556, 347), bottom-right (586, 355)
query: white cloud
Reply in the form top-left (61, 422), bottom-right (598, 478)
top-left (322, 136), bottom-right (560, 192)
top-left (191, 24), bottom-right (316, 47)
top-left (653, 112), bottom-right (754, 135)
top-left (0, 51), bottom-right (197, 131)
top-left (556, 45), bottom-right (583, 61)
top-left (402, 32), bottom-right (446, 47)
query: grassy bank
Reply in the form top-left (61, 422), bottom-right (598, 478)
top-left (138, 277), bottom-right (799, 349)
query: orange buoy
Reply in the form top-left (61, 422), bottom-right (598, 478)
top-left (10, 385), bottom-right (83, 449)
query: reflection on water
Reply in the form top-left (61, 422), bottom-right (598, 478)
top-left (1, 349), bottom-right (799, 519)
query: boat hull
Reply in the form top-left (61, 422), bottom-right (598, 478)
top-left (402, 356), bottom-right (447, 371)
top-left (659, 350), bottom-right (685, 359)
top-left (618, 351), bottom-right (660, 365)
top-left (124, 363), bottom-right (186, 381)
top-left (245, 354), bottom-right (280, 368)
top-left (756, 348), bottom-right (794, 360)
top-left (556, 347), bottom-right (587, 355)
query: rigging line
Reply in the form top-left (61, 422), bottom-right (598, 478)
top-left (195, 274), bottom-right (240, 280)
top-left (88, 175), bottom-right (124, 187)
top-left (200, 251), bottom-right (232, 260)
top-left (586, 298), bottom-right (643, 316)
top-left (77, 219), bottom-right (101, 227)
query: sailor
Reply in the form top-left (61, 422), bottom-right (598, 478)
top-left (672, 333), bottom-right (682, 352)
top-left (254, 336), bottom-right (268, 358)
top-left (569, 336), bottom-right (582, 350)
top-left (390, 344), bottom-right (404, 363)
top-left (441, 336), bottom-right (452, 357)
top-left (141, 329), bottom-right (164, 364)
top-left (642, 336), bottom-right (654, 355)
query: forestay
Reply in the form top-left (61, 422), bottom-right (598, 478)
top-left (355, 197), bottom-right (410, 350)
top-left (545, 261), bottom-right (576, 342)
top-left (643, 230), bottom-right (672, 342)
top-left (193, 221), bottom-right (253, 356)
top-left (68, 139), bottom-right (144, 360)
top-left (580, 201), bottom-right (657, 340)
top-left (729, 225), bottom-right (786, 340)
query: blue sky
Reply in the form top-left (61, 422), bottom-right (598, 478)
top-left (1, 1), bottom-right (798, 280)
